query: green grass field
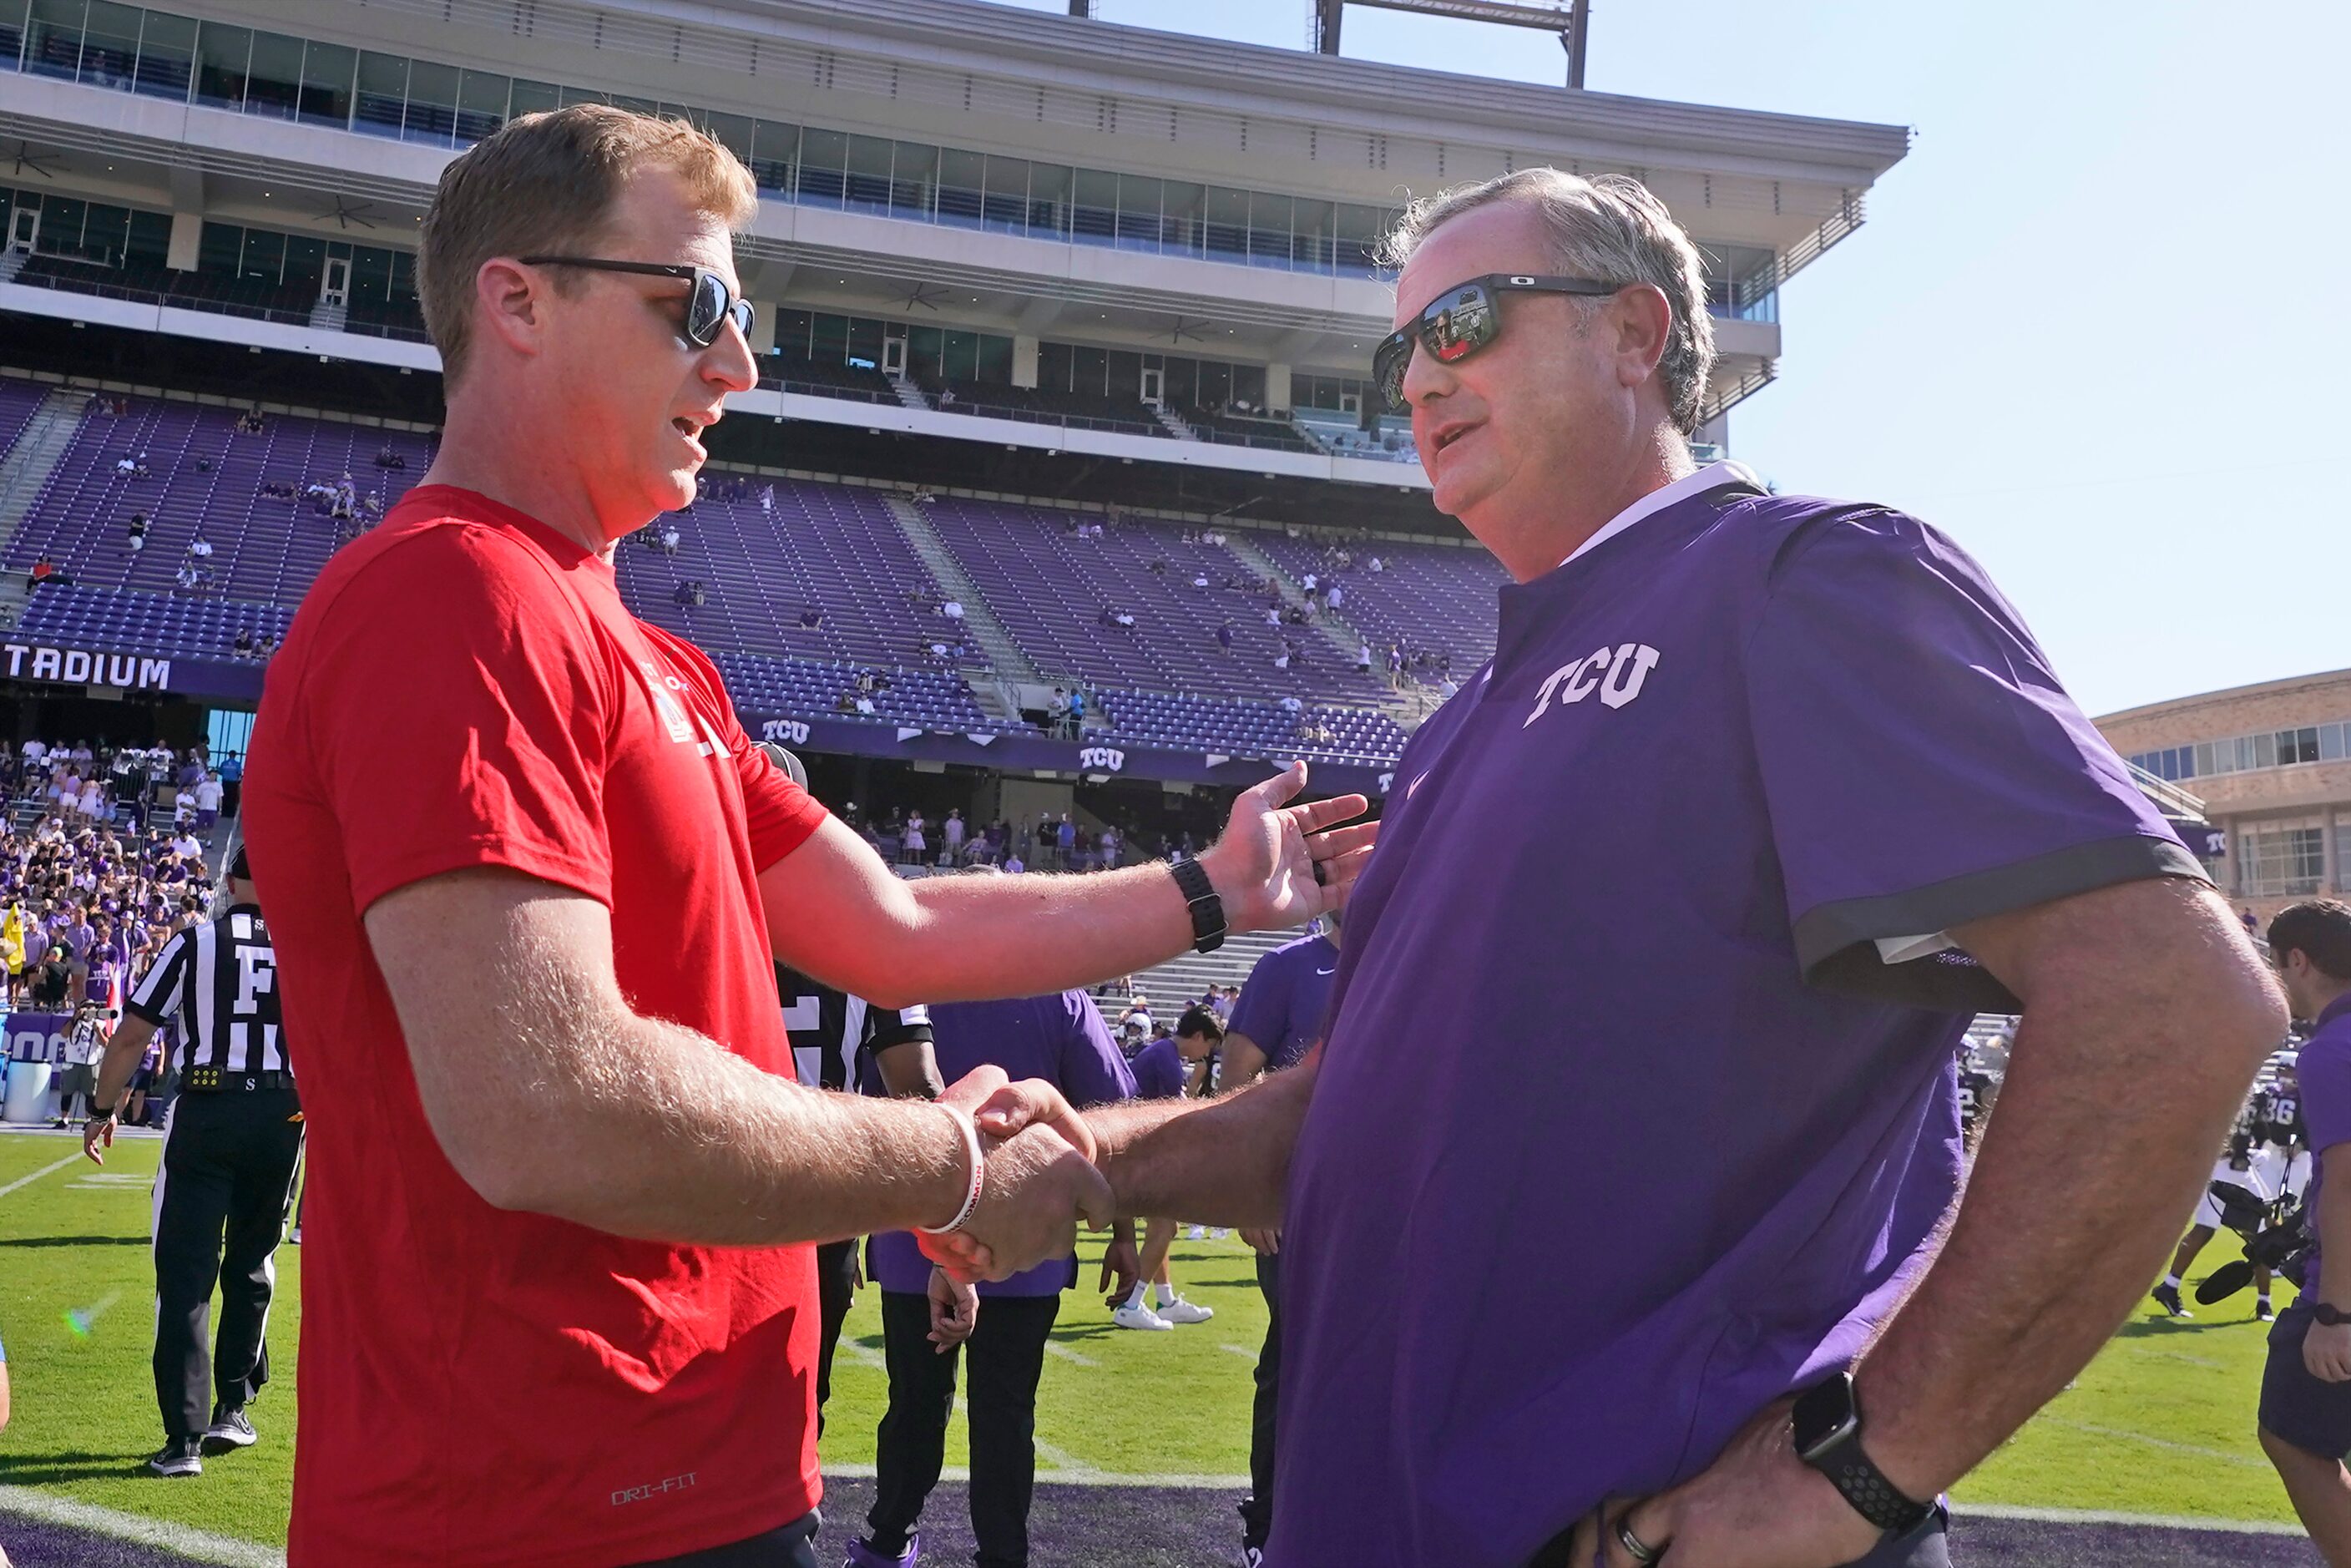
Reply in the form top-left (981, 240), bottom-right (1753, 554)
top-left (0, 1127), bottom-right (2306, 1553)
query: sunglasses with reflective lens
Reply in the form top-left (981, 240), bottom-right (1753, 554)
top-left (1373, 274), bottom-right (1625, 413)
top-left (520, 256), bottom-right (756, 348)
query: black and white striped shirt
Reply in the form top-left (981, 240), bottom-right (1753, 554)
top-left (127, 907), bottom-right (287, 1075)
top-left (776, 963), bottom-right (928, 1093)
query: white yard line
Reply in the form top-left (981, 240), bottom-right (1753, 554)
top-left (1953, 1499), bottom-right (2307, 1535)
top-left (2027, 1416), bottom-right (2271, 1470)
top-left (1219, 1343), bottom-right (1259, 1364)
top-left (1041, 1340), bottom-right (1098, 1368)
top-left (0, 1153), bottom-right (81, 1200)
top-left (0, 1485), bottom-right (286, 1565)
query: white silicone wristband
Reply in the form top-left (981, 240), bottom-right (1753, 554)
top-left (918, 1105), bottom-right (985, 1236)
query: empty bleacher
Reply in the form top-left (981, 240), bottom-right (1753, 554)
top-left (920, 497), bottom-right (1390, 706)
top-left (1256, 532), bottom-right (1505, 680)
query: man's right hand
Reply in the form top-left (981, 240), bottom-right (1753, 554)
top-left (1241, 1227), bottom-right (1280, 1256)
top-left (920, 1067), bottom-right (1114, 1283)
top-left (82, 1112), bottom-right (116, 1166)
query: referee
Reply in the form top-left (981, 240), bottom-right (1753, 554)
top-left (83, 845), bottom-right (301, 1478)
top-left (762, 746), bottom-right (942, 1428)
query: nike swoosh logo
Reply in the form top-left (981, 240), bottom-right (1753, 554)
top-left (1316, 968), bottom-right (1336, 975)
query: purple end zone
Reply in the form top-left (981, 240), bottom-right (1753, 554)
top-left (0, 1484), bottom-right (2328, 1565)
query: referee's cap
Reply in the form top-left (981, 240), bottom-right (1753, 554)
top-left (756, 742), bottom-right (809, 790)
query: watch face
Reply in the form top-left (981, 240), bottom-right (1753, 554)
top-left (1792, 1375), bottom-right (1862, 1462)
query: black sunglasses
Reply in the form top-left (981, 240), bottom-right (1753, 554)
top-left (519, 256), bottom-right (755, 349)
top-left (1373, 273), bottom-right (1625, 413)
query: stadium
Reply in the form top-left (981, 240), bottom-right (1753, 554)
top-left (0, 2), bottom-right (2332, 1565)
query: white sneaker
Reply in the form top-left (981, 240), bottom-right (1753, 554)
top-left (1155, 1295), bottom-right (1215, 1324)
top-left (1113, 1301), bottom-right (1175, 1332)
top-left (1209, 1228), bottom-right (1231, 1240)
top-left (1186, 1225), bottom-right (1207, 1241)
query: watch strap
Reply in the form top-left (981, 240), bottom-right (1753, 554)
top-left (1169, 857), bottom-right (1226, 954)
top-left (2316, 1302), bottom-right (2349, 1326)
top-left (1813, 1434), bottom-right (1932, 1535)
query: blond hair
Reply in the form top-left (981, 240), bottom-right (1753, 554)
top-left (418, 104), bottom-right (758, 385)
top-left (1381, 169), bottom-right (1717, 436)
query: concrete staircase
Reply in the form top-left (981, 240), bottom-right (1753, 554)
top-left (307, 301), bottom-right (347, 332)
top-left (1120, 926), bottom-right (1301, 1007)
top-left (886, 374), bottom-right (933, 412)
top-left (1152, 404), bottom-right (1198, 441)
top-left (0, 387), bottom-right (96, 629)
top-left (1221, 528), bottom-right (1383, 675)
top-left (0, 250), bottom-right (27, 284)
top-left (883, 493), bottom-right (1042, 687)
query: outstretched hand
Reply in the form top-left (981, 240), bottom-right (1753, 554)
top-left (1200, 761), bottom-right (1376, 934)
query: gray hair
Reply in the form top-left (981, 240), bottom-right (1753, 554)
top-left (1379, 169), bottom-right (1716, 436)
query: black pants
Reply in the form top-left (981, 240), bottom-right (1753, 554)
top-left (151, 1087), bottom-right (303, 1439)
top-left (815, 1238), bottom-right (860, 1432)
top-left (867, 1289), bottom-right (1060, 1568)
top-left (1239, 1250), bottom-right (1282, 1550)
top-left (632, 1510), bottom-right (821, 1566)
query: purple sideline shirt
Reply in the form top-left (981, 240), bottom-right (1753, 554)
top-left (1130, 1034), bottom-right (1190, 1100)
top-left (2292, 996), bottom-right (2351, 1286)
top-left (1226, 932), bottom-right (1339, 1074)
top-left (1266, 473), bottom-right (2202, 1567)
top-left (865, 991), bottom-right (1135, 1297)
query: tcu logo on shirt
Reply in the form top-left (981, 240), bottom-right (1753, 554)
top-left (761, 719), bottom-right (811, 745)
top-left (1522, 643), bottom-right (1661, 728)
top-left (1079, 746), bottom-right (1126, 773)
top-left (1376, 771), bottom-right (1396, 796)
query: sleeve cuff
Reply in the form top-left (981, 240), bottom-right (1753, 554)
top-left (1793, 833), bottom-right (2209, 1013)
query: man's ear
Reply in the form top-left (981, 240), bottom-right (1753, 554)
top-left (473, 257), bottom-right (549, 362)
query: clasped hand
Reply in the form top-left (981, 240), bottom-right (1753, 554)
top-left (917, 1065), bottom-right (1111, 1283)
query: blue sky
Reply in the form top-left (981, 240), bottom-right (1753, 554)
top-left (989, 0), bottom-right (2348, 717)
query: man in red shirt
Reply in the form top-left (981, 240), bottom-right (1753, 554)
top-left (242, 106), bottom-right (1371, 1568)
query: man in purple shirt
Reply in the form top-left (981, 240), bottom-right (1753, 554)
top-left (1221, 917), bottom-right (1341, 1559)
top-left (849, 989), bottom-right (1136, 1568)
top-left (943, 169), bottom-right (2282, 1568)
top-left (2257, 900), bottom-right (2351, 1559)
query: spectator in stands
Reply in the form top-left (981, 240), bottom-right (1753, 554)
top-left (28, 554), bottom-right (53, 591)
top-left (188, 534), bottom-right (213, 561)
top-left (1068, 690), bottom-right (1086, 729)
top-left (375, 443), bottom-right (406, 470)
top-left (1217, 623), bottom-right (1235, 655)
top-left (661, 524), bottom-right (681, 554)
top-left (1326, 583), bottom-right (1343, 611)
top-left (1357, 641), bottom-right (1373, 673)
top-left (1277, 695), bottom-right (1305, 716)
top-left (127, 513), bottom-right (150, 553)
top-left (1048, 689), bottom-right (1070, 735)
top-left (942, 599), bottom-right (963, 623)
top-left (233, 630), bottom-right (255, 658)
top-left (943, 810), bottom-right (965, 861)
top-left (1272, 648), bottom-right (1292, 673)
top-left (115, 456), bottom-right (139, 476)
top-left (798, 609), bottom-right (823, 630)
top-left (1367, 554), bottom-right (1384, 574)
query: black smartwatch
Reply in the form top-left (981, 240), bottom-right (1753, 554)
top-left (1168, 857), bottom-right (1227, 954)
top-left (1792, 1373), bottom-right (1932, 1535)
top-left (2315, 1302), bottom-right (2351, 1327)
top-left (88, 1104), bottom-right (117, 1121)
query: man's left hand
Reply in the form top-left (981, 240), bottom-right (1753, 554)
top-left (1573, 1399), bottom-right (1888, 1568)
top-left (2306, 1320), bottom-right (2351, 1383)
top-left (927, 1267), bottom-right (978, 1353)
top-left (1100, 1234), bottom-right (1141, 1304)
top-left (1199, 762), bottom-right (1377, 934)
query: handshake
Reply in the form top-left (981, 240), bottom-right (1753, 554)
top-left (915, 1064), bottom-right (1119, 1282)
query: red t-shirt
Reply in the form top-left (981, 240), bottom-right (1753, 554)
top-left (244, 487), bottom-right (830, 1566)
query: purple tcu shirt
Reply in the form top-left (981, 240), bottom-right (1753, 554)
top-left (1226, 931), bottom-right (1339, 1075)
top-left (1129, 1034), bottom-right (1190, 1100)
top-left (865, 991), bottom-right (1135, 1297)
top-left (1267, 481), bottom-right (2201, 1566)
top-left (2292, 995), bottom-right (2351, 1287)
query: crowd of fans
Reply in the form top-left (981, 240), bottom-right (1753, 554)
top-left (0, 737), bottom-right (231, 1128)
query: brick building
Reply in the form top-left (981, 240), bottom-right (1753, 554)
top-left (2096, 669), bottom-right (2351, 923)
